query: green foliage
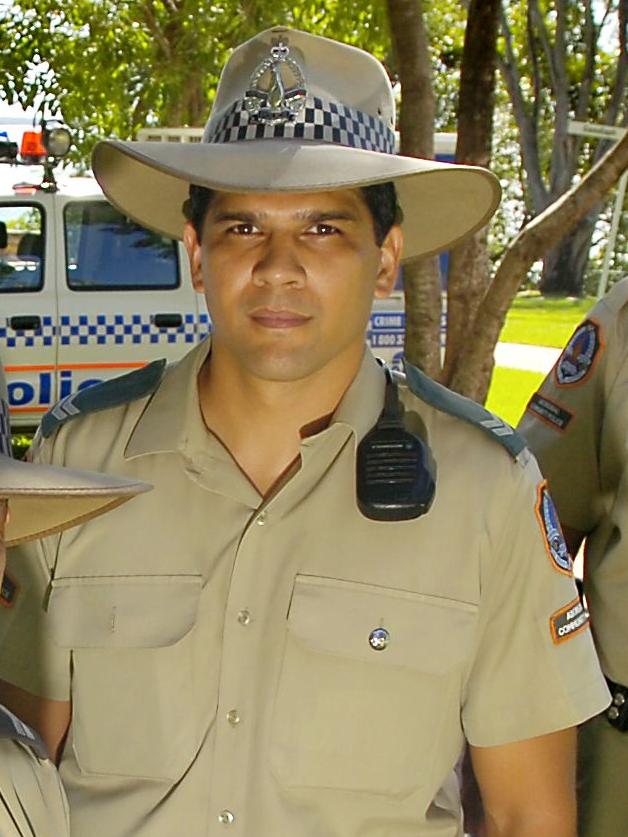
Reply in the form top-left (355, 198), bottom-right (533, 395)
top-left (11, 433), bottom-right (32, 460)
top-left (0, 1), bottom-right (390, 166)
top-left (500, 293), bottom-right (596, 346)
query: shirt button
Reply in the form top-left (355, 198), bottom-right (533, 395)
top-left (237, 609), bottom-right (251, 626)
top-left (369, 627), bottom-right (390, 651)
top-left (226, 709), bottom-right (241, 727)
top-left (218, 810), bottom-right (235, 825)
top-left (256, 511), bottom-right (267, 526)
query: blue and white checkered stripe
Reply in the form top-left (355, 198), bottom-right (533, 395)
top-left (58, 314), bottom-right (201, 346)
top-left (0, 316), bottom-right (55, 348)
top-left (208, 95), bottom-right (395, 155)
top-left (0, 314), bottom-right (213, 348)
top-left (0, 399), bottom-right (11, 455)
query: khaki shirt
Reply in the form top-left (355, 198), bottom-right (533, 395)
top-left (0, 704), bottom-right (69, 836)
top-left (519, 278), bottom-right (628, 685)
top-left (0, 340), bottom-right (609, 836)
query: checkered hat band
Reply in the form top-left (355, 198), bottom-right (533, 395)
top-left (207, 95), bottom-right (395, 154)
top-left (0, 399), bottom-right (11, 457)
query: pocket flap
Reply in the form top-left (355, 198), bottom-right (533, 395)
top-left (48, 575), bottom-right (203, 648)
top-left (288, 575), bottom-right (477, 674)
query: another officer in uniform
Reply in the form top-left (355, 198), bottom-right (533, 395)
top-left (519, 277), bottom-right (628, 836)
top-left (0, 361), bottom-right (149, 836)
top-left (0, 27), bottom-right (611, 837)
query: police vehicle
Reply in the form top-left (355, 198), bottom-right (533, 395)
top-left (0, 124), bottom-right (408, 432)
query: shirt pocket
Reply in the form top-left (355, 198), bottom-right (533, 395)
top-left (47, 574), bottom-right (203, 782)
top-left (270, 574), bottom-right (477, 798)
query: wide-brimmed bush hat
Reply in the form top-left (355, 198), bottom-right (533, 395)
top-left (0, 364), bottom-right (150, 546)
top-left (92, 26), bottom-right (501, 261)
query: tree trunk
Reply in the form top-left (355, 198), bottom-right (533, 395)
top-left (450, 132), bottom-right (628, 401)
top-left (386, 0), bottom-right (441, 375)
top-left (442, 0), bottom-right (500, 392)
top-left (403, 256), bottom-right (442, 377)
top-left (540, 211), bottom-right (600, 295)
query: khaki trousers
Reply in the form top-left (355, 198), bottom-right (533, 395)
top-left (578, 712), bottom-right (628, 836)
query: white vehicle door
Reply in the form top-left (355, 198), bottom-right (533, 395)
top-left (0, 193), bottom-right (58, 425)
top-left (56, 195), bottom-right (205, 397)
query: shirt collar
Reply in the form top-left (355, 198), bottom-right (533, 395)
top-left (330, 348), bottom-right (385, 441)
top-left (125, 338), bottom-right (211, 460)
top-left (125, 341), bottom-right (386, 459)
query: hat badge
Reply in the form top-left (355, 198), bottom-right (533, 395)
top-left (244, 40), bottom-right (307, 126)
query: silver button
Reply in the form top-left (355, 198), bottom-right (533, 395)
top-left (218, 810), bottom-right (235, 825)
top-left (368, 627), bottom-right (390, 651)
top-left (226, 709), bottom-right (241, 727)
top-left (608, 706), bottom-right (620, 720)
top-left (613, 693), bottom-right (626, 707)
top-left (256, 511), bottom-right (267, 526)
top-left (237, 609), bottom-right (251, 626)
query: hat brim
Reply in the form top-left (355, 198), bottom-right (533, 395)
top-left (0, 457), bottom-right (151, 546)
top-left (92, 140), bottom-right (501, 261)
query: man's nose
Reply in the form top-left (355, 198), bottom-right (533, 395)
top-left (252, 234), bottom-right (306, 287)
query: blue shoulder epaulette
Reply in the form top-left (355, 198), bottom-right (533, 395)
top-left (41, 359), bottom-right (167, 439)
top-left (404, 362), bottom-right (527, 460)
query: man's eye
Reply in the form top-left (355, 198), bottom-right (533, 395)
top-left (310, 223), bottom-right (339, 235)
top-left (228, 223), bottom-right (258, 235)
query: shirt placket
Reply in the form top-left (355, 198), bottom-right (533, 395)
top-left (205, 425), bottom-right (354, 835)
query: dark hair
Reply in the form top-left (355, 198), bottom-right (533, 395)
top-left (182, 181), bottom-right (402, 245)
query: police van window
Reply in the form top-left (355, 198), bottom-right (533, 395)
top-left (64, 201), bottom-right (179, 291)
top-left (0, 204), bottom-right (44, 292)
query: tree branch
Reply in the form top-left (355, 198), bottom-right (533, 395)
top-left (450, 132), bottom-right (628, 397)
top-left (499, 7), bottom-right (549, 210)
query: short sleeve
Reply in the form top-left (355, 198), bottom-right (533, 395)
top-left (518, 316), bottom-right (608, 533)
top-left (462, 455), bottom-right (609, 747)
top-left (0, 433), bottom-right (72, 701)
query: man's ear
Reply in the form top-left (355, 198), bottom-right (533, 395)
top-left (374, 224), bottom-right (403, 299)
top-left (183, 222), bottom-right (204, 292)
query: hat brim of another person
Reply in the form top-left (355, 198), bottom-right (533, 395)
top-left (0, 457), bottom-right (151, 546)
top-left (92, 139), bottom-right (501, 261)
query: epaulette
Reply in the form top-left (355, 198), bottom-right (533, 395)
top-left (404, 362), bottom-right (527, 460)
top-left (0, 704), bottom-right (49, 759)
top-left (41, 359), bottom-right (167, 439)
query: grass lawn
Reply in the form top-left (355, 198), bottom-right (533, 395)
top-left (500, 294), bottom-right (595, 348)
top-left (486, 366), bottom-right (546, 427)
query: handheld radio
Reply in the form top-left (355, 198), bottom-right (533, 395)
top-left (356, 369), bottom-right (436, 521)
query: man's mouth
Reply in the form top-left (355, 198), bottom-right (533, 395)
top-left (250, 308), bottom-right (312, 329)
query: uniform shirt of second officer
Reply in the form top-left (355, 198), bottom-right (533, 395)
top-left (0, 338), bottom-right (609, 836)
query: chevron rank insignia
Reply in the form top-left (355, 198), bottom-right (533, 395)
top-left (41, 359), bottom-right (166, 438)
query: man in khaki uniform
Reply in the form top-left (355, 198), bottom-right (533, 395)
top-left (0, 360), bottom-right (149, 836)
top-left (0, 26), bottom-right (610, 837)
top-left (519, 277), bottom-right (628, 836)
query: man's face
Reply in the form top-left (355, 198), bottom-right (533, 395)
top-left (184, 189), bottom-right (402, 384)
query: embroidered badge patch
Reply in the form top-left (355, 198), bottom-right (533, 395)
top-left (550, 596), bottom-right (590, 644)
top-left (526, 393), bottom-right (573, 432)
top-left (0, 573), bottom-right (17, 608)
top-left (535, 482), bottom-right (572, 576)
top-left (555, 320), bottom-right (601, 386)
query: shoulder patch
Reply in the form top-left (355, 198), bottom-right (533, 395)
top-left (555, 319), bottom-right (602, 386)
top-left (550, 596), bottom-right (589, 644)
top-left (403, 362), bottom-right (527, 459)
top-left (41, 359), bottom-right (167, 439)
top-left (535, 481), bottom-right (572, 576)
